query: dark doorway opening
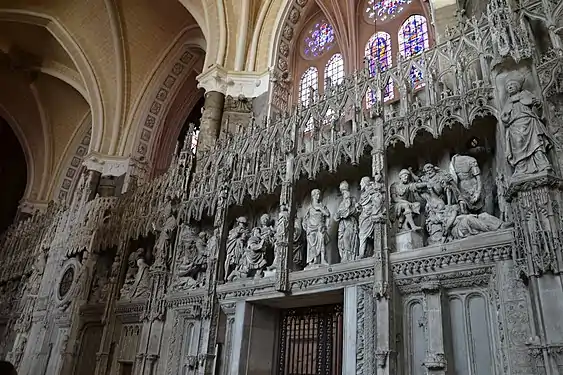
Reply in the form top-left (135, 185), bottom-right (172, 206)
top-left (0, 118), bottom-right (27, 233)
top-left (277, 303), bottom-right (343, 375)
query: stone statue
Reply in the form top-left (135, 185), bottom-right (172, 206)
top-left (419, 164), bottom-right (456, 244)
top-left (450, 154), bottom-right (484, 213)
top-left (224, 217), bottom-right (249, 281)
top-left (303, 189), bottom-right (330, 268)
top-left (27, 247), bottom-right (48, 295)
top-left (390, 169), bottom-right (424, 232)
top-left (121, 248), bottom-right (150, 300)
top-left (270, 205), bottom-right (289, 271)
top-left (175, 232), bottom-right (209, 289)
top-left (152, 200), bottom-right (177, 269)
top-left (442, 204), bottom-right (509, 241)
top-left (238, 227), bottom-right (268, 278)
top-left (357, 176), bottom-right (386, 259)
top-left (502, 72), bottom-right (553, 180)
top-left (90, 271), bottom-right (110, 304)
top-left (259, 213), bottom-right (275, 259)
top-left (334, 181), bottom-right (359, 262)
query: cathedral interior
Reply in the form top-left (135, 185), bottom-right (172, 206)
top-left (1, 0), bottom-right (563, 374)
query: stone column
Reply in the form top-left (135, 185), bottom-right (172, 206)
top-left (421, 282), bottom-right (447, 375)
top-left (198, 91), bottom-right (225, 152)
top-left (369, 110), bottom-right (396, 374)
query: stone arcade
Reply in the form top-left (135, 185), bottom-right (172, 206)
top-left (2, 0), bottom-right (563, 374)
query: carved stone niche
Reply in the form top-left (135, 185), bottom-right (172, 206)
top-left (88, 249), bottom-right (116, 304)
top-left (119, 238), bottom-right (154, 301)
top-left (293, 163), bottom-right (373, 268)
top-left (171, 223), bottom-right (214, 291)
top-left (224, 198), bottom-right (279, 282)
top-left (387, 119), bottom-right (506, 250)
top-left (495, 68), bottom-right (559, 184)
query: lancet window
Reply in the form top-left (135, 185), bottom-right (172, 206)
top-left (324, 53), bottom-right (344, 90)
top-left (365, 32), bottom-right (394, 106)
top-left (398, 14), bottom-right (430, 87)
top-left (299, 67), bottom-right (319, 106)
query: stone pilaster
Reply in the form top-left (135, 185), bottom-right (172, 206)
top-left (198, 184), bottom-right (229, 375)
top-left (507, 173), bottom-right (563, 373)
top-left (421, 282), bottom-right (447, 375)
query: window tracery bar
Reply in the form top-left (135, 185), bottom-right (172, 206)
top-left (303, 21), bottom-right (336, 58)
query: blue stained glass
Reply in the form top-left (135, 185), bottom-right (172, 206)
top-left (399, 15), bottom-right (429, 87)
top-left (365, 32), bottom-right (394, 103)
top-left (366, 0), bottom-right (412, 22)
top-left (303, 22), bottom-right (335, 58)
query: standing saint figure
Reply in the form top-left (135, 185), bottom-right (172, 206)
top-left (357, 175), bottom-right (387, 258)
top-left (153, 200), bottom-right (177, 269)
top-left (334, 181), bottom-right (359, 262)
top-left (502, 72), bottom-right (553, 179)
top-left (224, 217), bottom-right (249, 281)
top-left (303, 189), bottom-right (330, 267)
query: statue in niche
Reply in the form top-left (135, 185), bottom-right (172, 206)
top-left (442, 204), bottom-right (509, 241)
top-left (152, 200), bottom-right (177, 269)
top-left (357, 176), bottom-right (386, 259)
top-left (259, 213), bottom-right (275, 255)
top-left (237, 227), bottom-right (268, 279)
top-left (120, 248), bottom-right (151, 300)
top-left (90, 268), bottom-right (110, 304)
top-left (335, 181), bottom-right (359, 262)
top-left (270, 205), bottom-right (289, 271)
top-left (450, 154), bottom-right (484, 213)
top-left (175, 232), bottom-right (209, 289)
top-left (502, 72), bottom-right (553, 180)
top-left (293, 216), bottom-right (305, 270)
top-left (419, 164), bottom-right (456, 245)
top-left (224, 217), bottom-right (249, 281)
top-left (303, 189), bottom-right (330, 268)
top-left (27, 246), bottom-right (48, 295)
top-left (390, 169), bottom-right (424, 232)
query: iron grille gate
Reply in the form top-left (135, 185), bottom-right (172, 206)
top-left (277, 303), bottom-right (343, 375)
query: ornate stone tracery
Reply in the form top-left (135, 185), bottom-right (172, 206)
top-left (2, 1), bottom-right (563, 374)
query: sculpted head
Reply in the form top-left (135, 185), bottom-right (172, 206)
top-left (311, 189), bottom-right (321, 201)
top-left (398, 169), bottom-right (410, 183)
top-left (236, 216), bottom-right (248, 227)
top-left (339, 181), bottom-right (350, 197)
top-left (260, 213), bottom-right (270, 226)
top-left (360, 176), bottom-right (371, 189)
top-left (423, 164), bottom-right (436, 177)
top-left (505, 72), bottom-right (524, 95)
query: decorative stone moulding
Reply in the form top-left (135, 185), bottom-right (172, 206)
top-left (196, 64), bottom-right (271, 98)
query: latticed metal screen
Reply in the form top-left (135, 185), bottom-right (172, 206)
top-left (277, 303), bottom-right (343, 375)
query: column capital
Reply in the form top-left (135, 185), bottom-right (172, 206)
top-left (196, 64), bottom-right (271, 98)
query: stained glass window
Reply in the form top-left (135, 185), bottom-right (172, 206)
top-left (303, 21), bottom-right (335, 58)
top-left (399, 15), bottom-right (429, 88)
top-left (325, 54), bottom-right (344, 90)
top-left (299, 67), bottom-right (318, 106)
top-left (366, 0), bottom-right (412, 22)
top-left (365, 32), bottom-right (394, 104)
